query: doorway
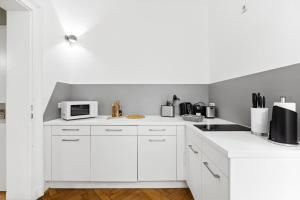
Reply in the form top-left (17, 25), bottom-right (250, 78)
top-left (0, 0), bottom-right (43, 199)
top-left (0, 5), bottom-right (6, 198)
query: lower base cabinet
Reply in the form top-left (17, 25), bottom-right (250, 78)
top-left (186, 143), bottom-right (202, 200)
top-left (52, 136), bottom-right (90, 181)
top-left (91, 136), bottom-right (137, 182)
top-left (138, 136), bottom-right (177, 181)
top-left (202, 155), bottom-right (229, 200)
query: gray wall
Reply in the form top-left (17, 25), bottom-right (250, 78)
top-left (209, 63), bottom-right (300, 137)
top-left (43, 82), bottom-right (72, 121)
top-left (44, 84), bottom-right (209, 121)
top-left (0, 7), bottom-right (6, 25)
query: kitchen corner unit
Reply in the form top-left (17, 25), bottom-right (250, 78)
top-left (44, 116), bottom-right (300, 200)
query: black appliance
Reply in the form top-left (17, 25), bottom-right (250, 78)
top-left (269, 106), bottom-right (298, 145)
top-left (179, 102), bottom-right (193, 115)
top-left (193, 102), bottom-right (206, 116)
top-left (194, 124), bottom-right (251, 132)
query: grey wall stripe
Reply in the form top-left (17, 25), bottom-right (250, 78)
top-left (209, 63), bottom-right (300, 138)
top-left (44, 84), bottom-right (209, 121)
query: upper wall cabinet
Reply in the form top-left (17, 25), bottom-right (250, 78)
top-left (0, 26), bottom-right (6, 103)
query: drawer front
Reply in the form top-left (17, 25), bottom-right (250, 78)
top-left (52, 136), bottom-right (90, 181)
top-left (91, 136), bottom-right (137, 182)
top-left (138, 136), bottom-right (177, 181)
top-left (186, 126), bottom-right (202, 150)
top-left (91, 126), bottom-right (137, 136)
top-left (52, 126), bottom-right (90, 136)
top-left (202, 141), bottom-right (229, 177)
top-left (202, 154), bottom-right (229, 200)
top-left (138, 126), bottom-right (176, 136)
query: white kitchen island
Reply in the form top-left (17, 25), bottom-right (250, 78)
top-left (44, 116), bottom-right (300, 200)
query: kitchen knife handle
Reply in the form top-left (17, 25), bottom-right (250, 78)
top-left (252, 93), bottom-right (257, 108)
top-left (262, 96), bottom-right (266, 108)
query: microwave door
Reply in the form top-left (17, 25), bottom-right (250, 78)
top-left (71, 104), bottom-right (90, 116)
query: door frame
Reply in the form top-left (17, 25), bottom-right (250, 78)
top-left (0, 0), bottom-right (43, 199)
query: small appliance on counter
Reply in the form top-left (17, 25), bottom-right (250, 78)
top-left (269, 96), bottom-right (298, 145)
top-left (251, 92), bottom-right (269, 135)
top-left (0, 109), bottom-right (5, 120)
top-left (193, 102), bottom-right (206, 116)
top-left (60, 101), bottom-right (98, 120)
top-left (179, 102), bottom-right (193, 115)
top-left (204, 103), bottom-right (216, 118)
top-left (161, 95), bottom-right (180, 117)
top-left (112, 100), bottom-right (122, 118)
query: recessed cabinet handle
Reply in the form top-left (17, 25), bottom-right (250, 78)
top-left (203, 162), bottom-right (220, 179)
top-left (188, 145), bottom-right (198, 154)
top-left (62, 139), bottom-right (80, 142)
top-left (149, 129), bottom-right (166, 132)
top-left (149, 139), bottom-right (166, 142)
top-left (62, 128), bottom-right (80, 131)
top-left (105, 129), bottom-right (123, 132)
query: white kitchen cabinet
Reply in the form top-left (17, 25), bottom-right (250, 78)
top-left (0, 123), bottom-right (6, 191)
top-left (52, 136), bottom-right (90, 181)
top-left (186, 126), bottom-right (202, 200)
top-left (202, 155), bottom-right (229, 200)
top-left (187, 144), bottom-right (202, 200)
top-left (138, 135), bottom-right (176, 181)
top-left (0, 26), bottom-right (6, 103)
top-left (91, 135), bottom-right (137, 182)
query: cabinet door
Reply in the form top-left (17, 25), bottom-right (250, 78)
top-left (138, 136), bottom-right (176, 181)
top-left (52, 136), bottom-right (90, 181)
top-left (187, 143), bottom-right (202, 200)
top-left (91, 136), bottom-right (137, 182)
top-left (0, 124), bottom-right (6, 191)
top-left (202, 155), bottom-right (229, 200)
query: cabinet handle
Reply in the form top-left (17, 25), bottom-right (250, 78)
top-left (149, 139), bottom-right (166, 142)
top-left (203, 162), bottom-right (220, 179)
top-left (61, 128), bottom-right (80, 131)
top-left (188, 145), bottom-right (198, 154)
top-left (105, 129), bottom-right (123, 132)
top-left (62, 139), bottom-right (80, 142)
top-left (149, 129), bottom-right (166, 132)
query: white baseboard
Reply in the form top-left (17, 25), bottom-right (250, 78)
top-left (47, 181), bottom-right (188, 189)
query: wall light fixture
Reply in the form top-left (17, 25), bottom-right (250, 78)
top-left (65, 35), bottom-right (78, 44)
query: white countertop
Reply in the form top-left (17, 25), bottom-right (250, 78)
top-left (44, 115), bottom-right (300, 158)
top-left (44, 115), bottom-right (230, 126)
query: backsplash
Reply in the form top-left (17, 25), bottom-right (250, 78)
top-left (44, 84), bottom-right (209, 121)
top-left (209, 63), bottom-right (300, 139)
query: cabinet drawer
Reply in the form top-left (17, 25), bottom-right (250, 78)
top-left (138, 126), bottom-right (176, 136)
top-left (91, 136), bottom-right (137, 182)
top-left (138, 136), bottom-right (177, 181)
top-left (91, 126), bottom-right (137, 135)
top-left (202, 141), bottom-right (229, 177)
top-left (52, 136), bottom-right (90, 181)
top-left (52, 126), bottom-right (90, 136)
top-left (202, 154), bottom-right (229, 200)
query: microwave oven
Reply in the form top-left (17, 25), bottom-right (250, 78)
top-left (61, 101), bottom-right (98, 120)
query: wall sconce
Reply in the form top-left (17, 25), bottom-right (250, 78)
top-left (242, 0), bottom-right (248, 14)
top-left (65, 35), bottom-right (78, 44)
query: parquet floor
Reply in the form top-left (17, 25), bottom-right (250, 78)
top-left (42, 188), bottom-right (194, 200)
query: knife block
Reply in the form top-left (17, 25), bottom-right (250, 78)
top-left (251, 108), bottom-right (269, 136)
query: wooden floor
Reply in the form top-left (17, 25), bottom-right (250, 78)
top-left (0, 192), bottom-right (5, 200)
top-left (42, 189), bottom-right (194, 200)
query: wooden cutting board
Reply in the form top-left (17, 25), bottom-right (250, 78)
top-left (126, 114), bottom-right (145, 119)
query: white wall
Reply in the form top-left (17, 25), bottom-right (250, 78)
top-left (0, 26), bottom-right (6, 103)
top-left (208, 0), bottom-right (300, 83)
top-left (42, 0), bottom-right (210, 109)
